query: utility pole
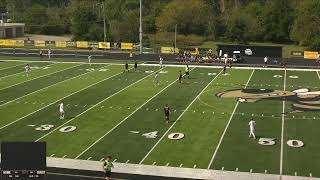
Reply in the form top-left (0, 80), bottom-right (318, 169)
top-left (139, 0), bottom-right (143, 54)
top-left (103, 0), bottom-right (106, 43)
top-left (174, 24), bottom-right (177, 54)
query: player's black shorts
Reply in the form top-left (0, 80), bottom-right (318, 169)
top-left (105, 171), bottom-right (111, 177)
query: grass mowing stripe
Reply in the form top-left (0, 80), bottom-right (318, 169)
top-left (210, 70), bottom-right (285, 174)
top-left (34, 67), bottom-right (159, 142)
top-left (142, 69), bottom-right (252, 168)
top-left (280, 69), bottom-right (287, 175)
top-left (0, 63), bottom-right (28, 77)
top-left (75, 68), bottom-right (180, 159)
top-left (77, 68), bottom-right (214, 163)
top-left (207, 69), bottom-right (255, 169)
top-left (140, 69), bottom-right (223, 164)
top-left (0, 63), bottom-right (86, 106)
top-left (0, 65), bottom-right (118, 130)
top-left (44, 67), bottom-right (181, 158)
top-left (283, 71), bottom-right (320, 177)
top-left (0, 61), bottom-right (25, 70)
top-left (0, 62), bottom-right (63, 90)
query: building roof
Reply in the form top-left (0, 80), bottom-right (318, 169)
top-left (0, 23), bottom-right (25, 27)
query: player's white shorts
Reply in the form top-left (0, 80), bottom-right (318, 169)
top-left (60, 110), bottom-right (64, 114)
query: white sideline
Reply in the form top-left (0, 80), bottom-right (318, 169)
top-left (0, 64), bottom-right (113, 131)
top-left (0, 63), bottom-right (83, 107)
top-left (280, 69), bottom-right (287, 175)
top-left (75, 67), bottom-right (182, 159)
top-left (207, 69), bottom-right (255, 169)
top-left (2, 59), bottom-right (320, 72)
top-left (140, 69), bottom-right (223, 164)
top-left (0, 62), bottom-right (73, 91)
top-left (45, 157), bottom-right (319, 180)
top-left (35, 67), bottom-right (162, 142)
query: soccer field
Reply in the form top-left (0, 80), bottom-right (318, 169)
top-left (0, 60), bottom-right (319, 178)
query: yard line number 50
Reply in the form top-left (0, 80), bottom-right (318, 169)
top-left (258, 138), bottom-right (304, 148)
top-left (35, 124), bottom-right (76, 133)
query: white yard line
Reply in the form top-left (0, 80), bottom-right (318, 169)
top-left (280, 68), bottom-right (287, 175)
top-left (207, 69), bottom-right (255, 169)
top-left (0, 64), bottom-right (85, 107)
top-left (35, 68), bottom-right (162, 142)
top-left (75, 67), bottom-right (184, 159)
top-left (0, 63), bottom-right (75, 91)
top-left (139, 69), bottom-right (223, 164)
top-left (0, 62), bottom-right (27, 71)
top-left (0, 65), bottom-right (116, 131)
top-left (317, 71), bottom-right (320, 80)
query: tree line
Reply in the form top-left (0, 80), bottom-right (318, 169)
top-left (0, 0), bottom-right (319, 50)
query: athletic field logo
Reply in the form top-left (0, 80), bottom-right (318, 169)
top-left (216, 88), bottom-right (320, 112)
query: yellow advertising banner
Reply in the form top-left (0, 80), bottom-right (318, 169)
top-left (76, 41), bottom-right (88, 48)
top-left (0, 40), bottom-right (5, 46)
top-left (161, 47), bottom-right (179, 54)
top-left (56, 41), bottom-right (67, 48)
top-left (121, 43), bottom-right (133, 50)
top-left (35, 41), bottom-right (46, 47)
top-left (304, 51), bottom-right (318, 59)
top-left (98, 42), bottom-right (111, 49)
top-left (15, 40), bottom-right (24, 47)
top-left (4, 40), bottom-right (16, 46)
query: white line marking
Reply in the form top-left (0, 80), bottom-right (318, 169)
top-left (140, 69), bottom-right (223, 164)
top-left (265, 170), bottom-right (267, 174)
top-left (310, 173), bottom-right (312, 177)
top-left (36, 68), bottom-right (162, 143)
top-left (166, 163), bottom-right (170, 166)
top-left (113, 159), bottom-right (117, 162)
top-left (179, 164), bottom-right (183, 167)
top-left (280, 69), bottom-right (286, 175)
top-left (50, 154), bottom-right (55, 157)
top-left (294, 172), bottom-right (297, 176)
top-left (0, 64), bottom-right (85, 107)
top-left (126, 160), bottom-right (130, 163)
top-left (75, 68), bottom-right (179, 159)
top-left (87, 157), bottom-right (92, 160)
top-left (62, 155), bottom-right (67, 158)
top-left (0, 62), bottom-right (28, 71)
top-left (236, 168), bottom-right (238, 172)
top-left (250, 169), bottom-right (253, 173)
top-left (193, 165), bottom-right (197, 168)
top-left (152, 162), bottom-right (156, 165)
top-left (0, 63), bottom-right (59, 90)
top-left (207, 69), bottom-right (255, 169)
top-left (221, 167), bottom-right (224, 171)
top-left (0, 65), bottom-right (115, 131)
top-left (99, 158), bottom-right (104, 161)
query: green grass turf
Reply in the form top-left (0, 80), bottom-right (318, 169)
top-left (211, 70), bottom-right (285, 174)
top-left (0, 65), bottom-right (123, 129)
top-left (0, 62), bottom-right (319, 178)
top-left (283, 71), bottom-right (320, 177)
top-left (42, 67), bottom-right (181, 158)
top-left (77, 68), bottom-right (217, 163)
top-left (0, 66), bottom-right (156, 148)
top-left (0, 63), bottom-right (28, 78)
top-left (0, 63), bottom-right (99, 105)
top-left (142, 69), bottom-right (253, 168)
top-left (0, 61), bottom-right (26, 70)
top-left (0, 62), bottom-right (67, 90)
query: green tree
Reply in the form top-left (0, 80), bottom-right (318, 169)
top-left (156, 0), bottom-right (216, 36)
top-left (291, 0), bottom-right (320, 50)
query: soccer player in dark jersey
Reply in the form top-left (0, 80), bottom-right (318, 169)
top-left (124, 63), bottom-right (129, 72)
top-left (178, 70), bottom-right (183, 83)
top-left (134, 60), bottom-right (138, 71)
top-left (223, 65), bottom-right (226, 74)
top-left (164, 104), bottom-right (170, 123)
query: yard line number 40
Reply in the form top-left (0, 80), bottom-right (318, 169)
top-left (258, 138), bottom-right (304, 148)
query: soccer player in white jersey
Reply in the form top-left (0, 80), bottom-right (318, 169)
top-left (154, 72), bottom-right (160, 86)
top-left (159, 55), bottom-right (163, 68)
top-left (88, 55), bottom-right (92, 66)
top-left (25, 64), bottom-right (31, 77)
top-left (59, 102), bottom-right (65, 119)
top-left (248, 119), bottom-right (256, 139)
